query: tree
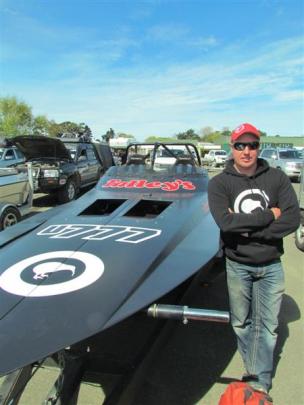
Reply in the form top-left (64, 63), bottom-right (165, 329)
top-left (78, 123), bottom-right (92, 141)
top-left (201, 126), bottom-right (213, 137)
top-left (57, 121), bottom-right (82, 138)
top-left (32, 115), bottom-right (50, 136)
top-left (48, 120), bottom-right (62, 138)
top-left (102, 128), bottom-right (115, 143)
top-left (48, 121), bottom-right (92, 139)
top-left (221, 127), bottom-right (231, 137)
top-left (145, 136), bottom-right (174, 143)
top-left (0, 96), bottom-right (94, 140)
top-left (202, 131), bottom-right (222, 143)
top-left (116, 132), bottom-right (135, 139)
top-left (176, 129), bottom-right (200, 140)
top-left (0, 96), bottom-right (33, 137)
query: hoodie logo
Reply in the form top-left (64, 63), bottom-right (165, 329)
top-left (0, 251), bottom-right (104, 297)
top-left (234, 189), bottom-right (269, 213)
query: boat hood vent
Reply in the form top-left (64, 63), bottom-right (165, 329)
top-left (124, 200), bottom-right (171, 218)
top-left (79, 199), bottom-right (127, 216)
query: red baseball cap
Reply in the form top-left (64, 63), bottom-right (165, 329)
top-left (231, 123), bottom-right (260, 142)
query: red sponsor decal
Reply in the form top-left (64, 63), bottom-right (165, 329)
top-left (102, 178), bottom-right (196, 191)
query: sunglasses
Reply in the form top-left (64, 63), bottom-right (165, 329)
top-left (233, 141), bottom-right (260, 151)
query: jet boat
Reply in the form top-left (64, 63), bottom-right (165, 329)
top-left (0, 143), bottom-right (227, 385)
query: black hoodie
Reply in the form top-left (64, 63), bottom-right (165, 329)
top-left (208, 158), bottom-right (300, 264)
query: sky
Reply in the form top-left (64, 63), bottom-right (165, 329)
top-left (0, 0), bottom-right (303, 140)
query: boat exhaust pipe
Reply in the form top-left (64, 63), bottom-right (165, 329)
top-left (147, 304), bottom-right (230, 324)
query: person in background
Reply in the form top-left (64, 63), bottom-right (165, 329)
top-left (208, 123), bottom-right (300, 396)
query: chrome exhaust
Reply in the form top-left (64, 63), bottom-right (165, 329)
top-left (147, 304), bottom-right (230, 324)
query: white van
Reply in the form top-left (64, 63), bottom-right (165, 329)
top-left (204, 149), bottom-right (227, 167)
top-left (154, 145), bottom-right (197, 171)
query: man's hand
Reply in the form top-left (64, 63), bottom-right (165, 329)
top-left (271, 207), bottom-right (281, 220)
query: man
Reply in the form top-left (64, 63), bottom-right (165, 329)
top-left (208, 123), bottom-right (300, 395)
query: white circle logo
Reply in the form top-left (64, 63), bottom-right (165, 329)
top-left (234, 189), bottom-right (269, 213)
top-left (0, 251), bottom-right (104, 297)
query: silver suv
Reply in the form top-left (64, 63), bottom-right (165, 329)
top-left (295, 166), bottom-right (304, 251)
top-left (259, 148), bottom-right (303, 181)
top-left (0, 146), bottom-right (25, 168)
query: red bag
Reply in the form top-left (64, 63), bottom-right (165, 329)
top-left (218, 381), bottom-right (273, 404)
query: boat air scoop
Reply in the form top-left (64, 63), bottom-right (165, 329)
top-left (147, 304), bottom-right (230, 324)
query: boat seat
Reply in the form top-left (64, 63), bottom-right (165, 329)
top-left (126, 154), bottom-right (147, 174)
top-left (126, 154), bottom-right (147, 165)
top-left (173, 156), bottom-right (197, 175)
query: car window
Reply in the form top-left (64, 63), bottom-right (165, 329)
top-left (79, 148), bottom-right (88, 160)
top-left (87, 145), bottom-right (97, 160)
top-left (4, 149), bottom-right (14, 160)
top-left (63, 142), bottom-right (78, 159)
top-left (260, 149), bottom-right (275, 158)
top-left (16, 149), bottom-right (24, 159)
top-left (215, 151), bottom-right (227, 156)
top-left (157, 149), bottom-right (185, 158)
top-left (279, 150), bottom-right (300, 159)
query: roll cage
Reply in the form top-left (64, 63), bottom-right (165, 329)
top-left (125, 142), bottom-right (201, 169)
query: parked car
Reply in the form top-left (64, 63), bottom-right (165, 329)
top-left (0, 164), bottom-right (33, 230)
top-left (0, 146), bottom-right (25, 168)
top-left (259, 148), bottom-right (303, 182)
top-left (203, 149), bottom-right (228, 167)
top-left (295, 166), bottom-right (304, 251)
top-left (9, 136), bottom-right (115, 203)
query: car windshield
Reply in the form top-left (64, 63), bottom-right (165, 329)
top-left (62, 142), bottom-right (78, 159)
top-left (279, 150), bottom-right (301, 159)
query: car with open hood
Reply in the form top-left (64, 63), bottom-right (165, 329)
top-left (7, 136), bottom-right (114, 203)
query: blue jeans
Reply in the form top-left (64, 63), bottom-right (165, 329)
top-left (226, 257), bottom-right (285, 391)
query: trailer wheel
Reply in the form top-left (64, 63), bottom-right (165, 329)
top-left (0, 206), bottom-right (21, 230)
top-left (295, 222), bottom-right (304, 252)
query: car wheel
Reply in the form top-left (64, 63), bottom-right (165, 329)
top-left (295, 222), bottom-right (304, 252)
top-left (0, 206), bottom-right (21, 230)
top-left (58, 178), bottom-right (77, 204)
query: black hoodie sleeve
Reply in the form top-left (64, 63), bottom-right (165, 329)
top-left (208, 175), bottom-right (275, 233)
top-left (250, 172), bottom-right (300, 240)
